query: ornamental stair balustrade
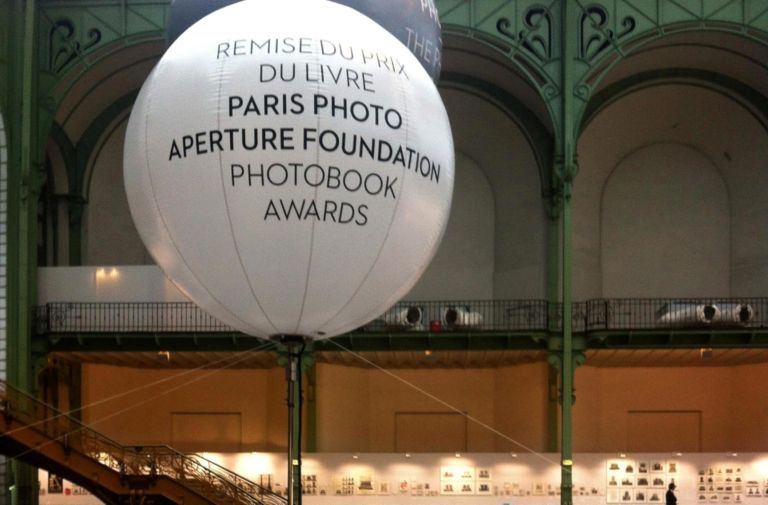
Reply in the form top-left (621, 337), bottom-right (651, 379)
top-left (0, 380), bottom-right (287, 505)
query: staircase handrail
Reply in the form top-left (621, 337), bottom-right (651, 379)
top-left (0, 380), bottom-right (286, 505)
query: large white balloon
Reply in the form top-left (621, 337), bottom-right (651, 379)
top-left (124, 0), bottom-right (454, 339)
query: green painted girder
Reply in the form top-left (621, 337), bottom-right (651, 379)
top-left (437, 0), bottom-right (768, 138)
top-left (34, 330), bottom-right (551, 353)
top-left (570, 0), bottom-right (768, 126)
top-left (587, 329), bottom-right (768, 348)
top-left (33, 327), bottom-right (768, 354)
top-left (437, 0), bottom-right (563, 132)
top-left (40, 0), bottom-right (168, 78)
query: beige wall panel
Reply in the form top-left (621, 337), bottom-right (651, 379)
top-left (395, 412), bottom-right (467, 452)
top-left (366, 367), bottom-right (497, 452)
top-left (492, 362), bottom-right (549, 452)
top-left (265, 366), bottom-right (289, 451)
top-left (574, 367), bottom-right (740, 452)
top-left (82, 365), bottom-right (273, 450)
top-left (731, 363), bottom-right (768, 451)
top-left (171, 412), bottom-right (242, 452)
top-left (315, 364), bottom-right (370, 452)
top-left (626, 410), bottom-right (701, 452)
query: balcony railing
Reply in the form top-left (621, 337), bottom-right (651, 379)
top-left (34, 298), bottom-right (768, 334)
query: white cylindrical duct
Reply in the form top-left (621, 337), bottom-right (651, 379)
top-left (382, 306), bottom-right (423, 329)
top-left (443, 306), bottom-right (483, 329)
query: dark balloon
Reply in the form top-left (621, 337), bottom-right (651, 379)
top-left (332, 0), bottom-right (442, 82)
top-left (165, 0), bottom-right (442, 82)
top-left (166, 0), bottom-right (238, 48)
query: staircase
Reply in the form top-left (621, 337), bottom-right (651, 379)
top-left (0, 380), bottom-right (286, 505)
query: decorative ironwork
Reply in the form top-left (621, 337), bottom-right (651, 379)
top-left (0, 380), bottom-right (286, 505)
top-left (48, 18), bottom-right (102, 73)
top-left (578, 4), bottom-right (635, 61)
top-left (497, 5), bottom-right (552, 62)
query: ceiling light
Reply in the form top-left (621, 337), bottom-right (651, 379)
top-left (455, 452), bottom-right (461, 458)
top-left (405, 453), bottom-right (411, 458)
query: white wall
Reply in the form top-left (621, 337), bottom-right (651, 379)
top-left (37, 266), bottom-right (188, 303)
top-left (435, 89), bottom-right (546, 299)
top-left (406, 152), bottom-right (495, 300)
top-left (601, 143), bottom-right (729, 297)
top-left (85, 118), bottom-right (151, 266)
top-left (577, 85), bottom-right (768, 299)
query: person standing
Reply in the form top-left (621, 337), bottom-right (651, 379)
top-left (666, 482), bottom-right (677, 505)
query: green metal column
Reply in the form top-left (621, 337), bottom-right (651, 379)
top-left (305, 364), bottom-right (317, 452)
top-left (559, 2), bottom-right (578, 505)
top-left (6, 0), bottom-right (41, 502)
top-left (546, 198), bottom-right (560, 452)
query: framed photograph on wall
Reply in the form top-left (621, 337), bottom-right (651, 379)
top-left (651, 461), bottom-right (665, 473)
top-left (636, 488), bottom-right (648, 503)
top-left (639, 462), bottom-right (650, 474)
top-left (608, 460), bottom-right (623, 474)
top-left (649, 491), bottom-right (663, 503)
top-left (459, 482), bottom-right (474, 495)
top-left (621, 489), bottom-right (633, 503)
top-left (47, 474), bottom-right (63, 495)
top-left (607, 489), bottom-right (621, 503)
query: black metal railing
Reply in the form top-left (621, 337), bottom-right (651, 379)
top-left (34, 298), bottom-right (768, 335)
top-left (585, 298), bottom-right (768, 331)
top-left (371, 299), bottom-right (551, 332)
top-left (0, 380), bottom-right (286, 505)
top-left (35, 302), bottom-right (232, 333)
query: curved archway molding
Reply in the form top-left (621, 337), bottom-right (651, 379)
top-left (441, 72), bottom-right (554, 194)
top-left (582, 68), bottom-right (768, 133)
